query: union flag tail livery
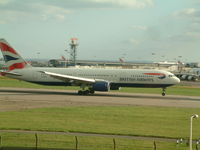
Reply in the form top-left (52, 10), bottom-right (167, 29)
top-left (0, 39), bottom-right (31, 71)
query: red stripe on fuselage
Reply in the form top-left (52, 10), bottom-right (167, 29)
top-left (8, 62), bottom-right (26, 71)
top-left (144, 73), bottom-right (165, 76)
top-left (0, 42), bottom-right (18, 55)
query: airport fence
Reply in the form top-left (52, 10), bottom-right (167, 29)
top-left (0, 132), bottom-right (199, 150)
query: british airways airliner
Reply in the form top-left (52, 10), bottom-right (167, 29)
top-left (0, 39), bottom-right (180, 96)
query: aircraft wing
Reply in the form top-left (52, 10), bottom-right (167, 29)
top-left (41, 71), bottom-right (96, 85)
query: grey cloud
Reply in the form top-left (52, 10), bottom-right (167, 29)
top-left (169, 8), bottom-right (200, 43)
top-left (45, 0), bottom-right (112, 9)
top-left (88, 0), bottom-right (154, 9)
top-left (168, 31), bottom-right (200, 42)
top-left (190, 23), bottom-right (200, 31)
top-left (131, 25), bottom-right (148, 31)
top-left (0, 0), bottom-right (154, 24)
top-left (174, 8), bottom-right (200, 22)
top-left (0, 0), bottom-right (154, 11)
top-left (145, 27), bottom-right (162, 41)
top-left (192, 0), bottom-right (200, 5)
top-left (0, 0), bottom-right (74, 23)
top-left (32, 0), bottom-right (153, 9)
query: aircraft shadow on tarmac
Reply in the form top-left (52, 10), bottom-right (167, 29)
top-left (0, 89), bottom-right (199, 101)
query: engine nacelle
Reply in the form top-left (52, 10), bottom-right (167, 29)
top-left (92, 81), bottom-right (110, 92)
top-left (181, 75), bottom-right (187, 80)
top-left (187, 75), bottom-right (193, 80)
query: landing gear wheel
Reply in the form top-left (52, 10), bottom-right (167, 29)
top-left (162, 92), bottom-right (166, 96)
top-left (162, 88), bottom-right (166, 96)
top-left (83, 90), bottom-right (90, 95)
top-left (89, 89), bottom-right (95, 94)
top-left (78, 90), bottom-right (83, 95)
top-left (78, 86), bottom-right (95, 95)
top-left (78, 90), bottom-right (90, 95)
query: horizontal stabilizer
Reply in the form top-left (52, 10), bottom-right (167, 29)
top-left (0, 71), bottom-right (22, 76)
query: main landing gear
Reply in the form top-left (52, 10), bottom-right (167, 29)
top-left (78, 87), bottom-right (95, 95)
top-left (162, 88), bottom-right (166, 96)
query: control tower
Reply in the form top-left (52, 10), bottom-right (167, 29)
top-left (70, 38), bottom-right (78, 66)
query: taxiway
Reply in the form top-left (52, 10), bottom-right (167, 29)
top-left (0, 87), bottom-right (200, 112)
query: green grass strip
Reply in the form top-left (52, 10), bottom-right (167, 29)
top-left (0, 106), bottom-right (199, 139)
top-left (0, 132), bottom-right (189, 150)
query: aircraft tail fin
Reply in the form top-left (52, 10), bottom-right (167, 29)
top-left (0, 39), bottom-right (31, 71)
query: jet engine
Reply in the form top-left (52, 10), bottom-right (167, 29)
top-left (187, 75), bottom-right (193, 80)
top-left (92, 81), bottom-right (110, 91)
top-left (179, 74), bottom-right (198, 81)
top-left (181, 75), bottom-right (187, 80)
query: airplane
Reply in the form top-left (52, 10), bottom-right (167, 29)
top-left (0, 39), bottom-right (180, 96)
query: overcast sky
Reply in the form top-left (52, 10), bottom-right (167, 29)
top-left (0, 0), bottom-right (200, 62)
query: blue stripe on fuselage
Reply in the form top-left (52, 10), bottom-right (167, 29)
top-left (110, 83), bottom-right (173, 88)
top-left (29, 81), bottom-right (173, 88)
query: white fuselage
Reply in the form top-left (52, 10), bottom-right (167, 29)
top-left (6, 67), bottom-right (180, 88)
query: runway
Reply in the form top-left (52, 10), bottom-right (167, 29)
top-left (0, 87), bottom-right (200, 111)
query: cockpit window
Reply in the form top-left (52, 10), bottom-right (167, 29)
top-left (168, 75), bottom-right (175, 78)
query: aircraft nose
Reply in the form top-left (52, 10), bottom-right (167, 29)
top-left (174, 76), bottom-right (180, 84)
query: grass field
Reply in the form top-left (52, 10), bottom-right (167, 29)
top-left (0, 76), bottom-right (200, 96)
top-left (0, 106), bottom-right (200, 139)
top-left (0, 76), bottom-right (200, 149)
top-left (0, 106), bottom-right (200, 150)
top-left (0, 132), bottom-right (189, 150)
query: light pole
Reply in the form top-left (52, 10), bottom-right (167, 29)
top-left (190, 114), bottom-right (198, 150)
top-left (64, 49), bottom-right (69, 67)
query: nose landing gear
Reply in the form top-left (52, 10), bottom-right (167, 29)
top-left (162, 88), bottom-right (166, 96)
